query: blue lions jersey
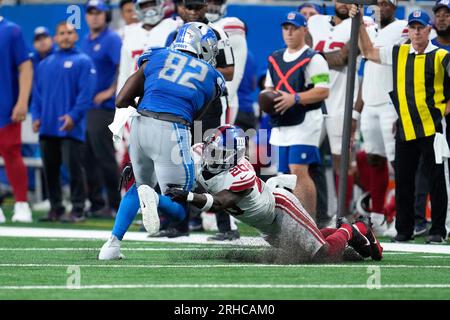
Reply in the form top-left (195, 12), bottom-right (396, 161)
top-left (137, 47), bottom-right (225, 124)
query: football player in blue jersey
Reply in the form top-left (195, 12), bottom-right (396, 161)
top-left (98, 22), bottom-right (225, 259)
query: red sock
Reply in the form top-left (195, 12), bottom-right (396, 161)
top-left (2, 145), bottom-right (28, 202)
top-left (320, 227), bottom-right (337, 238)
top-left (326, 225), bottom-right (352, 258)
top-left (356, 151), bottom-right (371, 191)
top-left (369, 161), bottom-right (389, 214)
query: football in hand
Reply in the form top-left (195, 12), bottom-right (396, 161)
top-left (258, 89), bottom-right (281, 115)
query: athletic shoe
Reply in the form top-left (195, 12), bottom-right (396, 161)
top-left (391, 234), bottom-right (414, 243)
top-left (98, 235), bottom-right (124, 260)
top-left (356, 214), bottom-right (383, 261)
top-left (338, 217), bottom-right (371, 258)
top-left (60, 209), bottom-right (86, 223)
top-left (0, 207), bottom-right (5, 224)
top-left (39, 207), bottom-right (65, 222)
top-left (207, 230), bottom-right (240, 241)
top-left (426, 234), bottom-right (447, 244)
top-left (413, 223), bottom-right (428, 237)
top-left (342, 246), bottom-right (364, 261)
top-left (137, 185), bottom-right (160, 235)
top-left (189, 217), bottom-right (204, 232)
top-left (11, 202), bottom-right (32, 223)
top-left (370, 212), bottom-right (396, 237)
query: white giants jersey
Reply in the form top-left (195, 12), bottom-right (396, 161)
top-left (362, 20), bottom-right (408, 106)
top-left (308, 15), bottom-right (376, 114)
top-left (192, 145), bottom-right (276, 234)
top-left (116, 18), bottom-right (181, 94)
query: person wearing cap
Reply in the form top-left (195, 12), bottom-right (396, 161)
top-left (30, 27), bottom-right (55, 69)
top-left (354, 0), bottom-right (408, 237)
top-left (351, 6), bottom-right (450, 244)
top-left (432, 0), bottom-right (450, 51)
top-left (264, 12), bottom-right (330, 216)
top-left (31, 22), bottom-right (96, 223)
top-left (0, 10), bottom-right (33, 223)
top-left (81, 0), bottom-right (122, 219)
top-left (298, 2), bottom-right (322, 21)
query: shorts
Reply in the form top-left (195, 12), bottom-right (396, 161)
top-left (324, 113), bottom-right (344, 155)
top-left (277, 145), bottom-right (321, 173)
top-left (360, 102), bottom-right (398, 162)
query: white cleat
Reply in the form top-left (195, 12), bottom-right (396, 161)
top-left (98, 235), bottom-right (124, 260)
top-left (370, 212), bottom-right (397, 237)
top-left (11, 202), bottom-right (32, 223)
top-left (0, 207), bottom-right (5, 223)
top-left (137, 185), bottom-right (160, 235)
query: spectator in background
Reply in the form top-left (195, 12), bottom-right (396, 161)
top-left (298, 2), bottom-right (321, 20)
top-left (81, 0), bottom-right (122, 219)
top-left (32, 22), bottom-right (96, 222)
top-left (0, 11), bottom-right (33, 223)
top-left (30, 27), bottom-right (55, 71)
top-left (117, 0), bottom-right (139, 39)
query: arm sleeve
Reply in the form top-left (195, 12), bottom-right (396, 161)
top-left (224, 32), bottom-right (247, 106)
top-left (12, 25), bottom-right (31, 67)
top-left (304, 54), bottom-right (330, 88)
top-left (379, 45), bottom-right (394, 66)
top-left (30, 64), bottom-right (42, 121)
top-left (69, 59), bottom-right (96, 124)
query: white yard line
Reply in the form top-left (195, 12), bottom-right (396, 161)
top-left (0, 263), bottom-right (448, 269)
top-left (0, 226), bottom-right (449, 254)
top-left (0, 247), bottom-right (264, 251)
top-left (0, 283), bottom-right (449, 290)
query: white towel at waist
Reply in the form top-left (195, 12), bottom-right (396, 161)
top-left (108, 107), bottom-right (140, 143)
top-left (433, 132), bottom-right (450, 164)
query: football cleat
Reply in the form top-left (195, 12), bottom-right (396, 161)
top-left (370, 212), bottom-right (397, 237)
top-left (356, 214), bottom-right (383, 261)
top-left (98, 235), bottom-right (124, 260)
top-left (11, 202), bottom-right (32, 223)
top-left (337, 216), bottom-right (371, 258)
top-left (137, 185), bottom-right (160, 235)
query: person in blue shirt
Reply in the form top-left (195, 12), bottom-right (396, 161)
top-left (0, 13), bottom-right (33, 224)
top-left (432, 0), bottom-right (450, 51)
top-left (30, 27), bottom-right (55, 73)
top-left (98, 22), bottom-right (224, 260)
top-left (81, 0), bottom-right (123, 219)
top-left (31, 22), bottom-right (96, 223)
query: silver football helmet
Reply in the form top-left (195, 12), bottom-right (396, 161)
top-left (170, 22), bottom-right (219, 67)
top-left (134, 0), bottom-right (165, 26)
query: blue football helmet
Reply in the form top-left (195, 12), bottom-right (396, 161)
top-left (171, 22), bottom-right (219, 67)
top-left (202, 125), bottom-right (247, 174)
top-left (134, 0), bottom-right (165, 26)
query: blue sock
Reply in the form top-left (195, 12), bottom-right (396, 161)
top-left (112, 184), bottom-right (140, 240)
top-left (157, 194), bottom-right (186, 221)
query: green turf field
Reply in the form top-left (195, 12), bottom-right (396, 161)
top-left (0, 205), bottom-right (449, 300)
top-left (0, 235), bottom-right (449, 300)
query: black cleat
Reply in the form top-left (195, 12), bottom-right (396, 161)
top-left (207, 230), bottom-right (240, 241)
top-left (426, 234), bottom-right (447, 244)
top-left (338, 217), bottom-right (371, 258)
top-left (356, 215), bottom-right (383, 261)
top-left (391, 234), bottom-right (415, 243)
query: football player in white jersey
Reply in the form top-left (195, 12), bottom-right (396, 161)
top-left (165, 125), bottom-right (383, 262)
top-left (307, 0), bottom-right (377, 214)
top-left (355, 0), bottom-right (408, 237)
top-left (206, 0), bottom-right (247, 125)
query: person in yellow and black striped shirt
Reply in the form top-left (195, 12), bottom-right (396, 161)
top-left (351, 7), bottom-right (450, 244)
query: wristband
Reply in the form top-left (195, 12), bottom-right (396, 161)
top-left (294, 93), bottom-right (301, 105)
top-left (200, 193), bottom-right (214, 212)
top-left (187, 192), bottom-right (194, 202)
top-left (352, 110), bottom-right (361, 121)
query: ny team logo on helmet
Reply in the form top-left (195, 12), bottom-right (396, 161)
top-left (205, 0), bottom-right (227, 23)
top-left (202, 125), bottom-right (247, 174)
top-left (134, 0), bottom-right (165, 26)
top-left (170, 22), bottom-right (219, 66)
